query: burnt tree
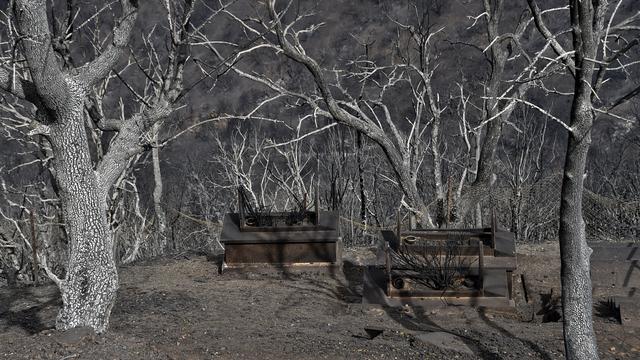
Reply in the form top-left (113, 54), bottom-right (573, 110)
top-left (527, 0), bottom-right (640, 358)
top-left (0, 0), bottom-right (195, 332)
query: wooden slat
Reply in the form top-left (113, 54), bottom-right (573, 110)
top-left (491, 210), bottom-right (497, 249)
top-left (396, 244), bottom-right (493, 256)
top-left (479, 241), bottom-right (485, 297)
top-left (402, 228), bottom-right (491, 233)
top-left (362, 266), bottom-right (514, 307)
top-left (381, 230), bottom-right (400, 251)
top-left (494, 230), bottom-right (516, 256)
top-left (388, 287), bottom-right (481, 298)
top-left (616, 297), bottom-right (640, 327)
top-left (483, 269), bottom-right (510, 298)
top-left (220, 212), bottom-right (339, 244)
top-left (224, 242), bottom-right (337, 264)
top-left (390, 255), bottom-right (517, 270)
top-left (401, 231), bottom-right (491, 238)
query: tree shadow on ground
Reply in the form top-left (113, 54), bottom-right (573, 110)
top-left (332, 259), bottom-right (504, 358)
top-left (537, 290), bottom-right (562, 323)
top-left (381, 301), bottom-right (504, 358)
top-left (215, 242), bottom-right (550, 359)
top-left (0, 286), bottom-right (60, 335)
top-left (478, 307), bottom-right (555, 360)
top-left (241, 256), bottom-right (363, 304)
top-left (263, 262), bottom-right (357, 306)
top-left (594, 298), bottom-right (620, 323)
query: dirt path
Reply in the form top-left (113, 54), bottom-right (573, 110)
top-left (1, 246), bottom-right (639, 359)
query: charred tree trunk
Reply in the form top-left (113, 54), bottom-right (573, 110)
top-left (356, 132), bottom-right (366, 224)
top-left (395, 164), bottom-right (431, 228)
top-left (560, 92), bottom-right (597, 359)
top-left (455, 0), bottom-right (531, 223)
top-left (5, 0), bottom-right (191, 333)
top-left (526, 0), bottom-right (627, 356)
top-left (472, 0), bottom-right (508, 188)
top-left (9, 0), bottom-right (138, 333)
top-left (49, 99), bottom-right (118, 332)
top-left (558, 3), bottom-right (601, 357)
top-left (431, 114), bottom-right (445, 203)
top-left (152, 123), bottom-right (167, 252)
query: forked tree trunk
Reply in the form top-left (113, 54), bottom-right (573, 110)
top-left (48, 92), bottom-right (117, 332)
top-left (396, 167), bottom-right (432, 228)
top-left (557, 1), bottom-right (604, 357)
top-left (10, 0), bottom-right (138, 333)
